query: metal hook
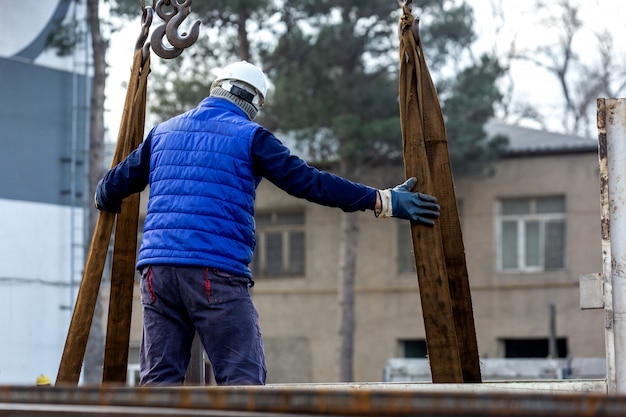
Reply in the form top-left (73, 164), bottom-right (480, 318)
top-left (135, 6), bottom-right (154, 52)
top-left (150, 23), bottom-right (184, 59)
top-left (135, 6), bottom-right (154, 65)
top-left (154, 0), bottom-right (176, 22)
top-left (150, 0), bottom-right (199, 59)
top-left (165, 0), bottom-right (201, 50)
top-left (397, 0), bottom-right (420, 43)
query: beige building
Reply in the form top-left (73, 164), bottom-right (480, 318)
top-left (111, 121), bottom-right (604, 384)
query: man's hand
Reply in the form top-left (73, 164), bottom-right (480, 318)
top-left (94, 179), bottom-right (122, 213)
top-left (379, 177), bottom-right (440, 226)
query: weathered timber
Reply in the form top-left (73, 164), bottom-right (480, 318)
top-left (102, 51), bottom-right (150, 384)
top-left (57, 49), bottom-right (149, 385)
top-left (397, 4), bottom-right (481, 383)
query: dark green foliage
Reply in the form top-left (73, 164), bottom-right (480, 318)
top-left (132, 0), bottom-right (278, 120)
top-left (415, 1), bottom-right (477, 72)
top-left (261, 1), bottom-right (401, 172)
top-left (443, 54), bottom-right (509, 177)
top-left (261, 0), bottom-right (507, 178)
top-left (145, 35), bottom-right (224, 120)
top-left (45, 0), bottom-right (86, 56)
top-left (54, 0), bottom-right (508, 177)
top-left (46, 20), bottom-right (85, 56)
top-left (107, 0), bottom-right (140, 17)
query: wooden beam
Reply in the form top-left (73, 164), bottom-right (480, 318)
top-left (57, 50), bottom-right (149, 385)
top-left (398, 4), bottom-right (481, 383)
top-left (102, 51), bottom-right (150, 384)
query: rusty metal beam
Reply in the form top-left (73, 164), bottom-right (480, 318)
top-left (0, 384), bottom-right (622, 416)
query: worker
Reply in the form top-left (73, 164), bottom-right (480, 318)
top-left (95, 60), bottom-right (440, 386)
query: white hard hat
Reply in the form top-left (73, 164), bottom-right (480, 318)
top-left (212, 61), bottom-right (268, 108)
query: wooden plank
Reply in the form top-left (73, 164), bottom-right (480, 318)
top-left (102, 192), bottom-right (140, 383)
top-left (56, 213), bottom-right (115, 385)
top-left (398, 11), bottom-right (462, 383)
top-left (398, 4), bottom-right (480, 382)
top-left (102, 51), bottom-right (150, 384)
top-left (57, 50), bottom-right (149, 385)
top-left (421, 78), bottom-right (481, 382)
top-left (415, 110), bottom-right (480, 383)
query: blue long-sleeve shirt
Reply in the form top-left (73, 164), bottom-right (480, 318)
top-left (96, 98), bottom-right (381, 276)
top-left (99, 124), bottom-right (378, 212)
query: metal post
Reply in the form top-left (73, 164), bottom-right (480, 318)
top-left (548, 304), bottom-right (557, 359)
top-left (603, 98), bottom-right (626, 393)
top-left (598, 99), bottom-right (616, 393)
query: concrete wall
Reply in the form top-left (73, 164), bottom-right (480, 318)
top-left (249, 148), bottom-right (604, 383)
top-left (456, 152), bottom-right (604, 359)
top-left (120, 135), bottom-right (603, 385)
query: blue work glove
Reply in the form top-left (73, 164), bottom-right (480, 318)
top-left (94, 178), bottom-right (122, 213)
top-left (379, 178), bottom-right (440, 226)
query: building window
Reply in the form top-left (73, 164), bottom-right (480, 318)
top-left (252, 210), bottom-right (305, 277)
top-left (497, 196), bottom-right (566, 272)
top-left (500, 338), bottom-right (568, 358)
top-left (399, 339), bottom-right (428, 358)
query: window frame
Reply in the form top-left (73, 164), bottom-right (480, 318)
top-left (252, 209), bottom-right (306, 278)
top-left (398, 338), bottom-right (428, 358)
top-left (495, 196), bottom-right (566, 273)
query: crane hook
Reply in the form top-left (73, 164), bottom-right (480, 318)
top-left (154, 0), bottom-right (176, 22)
top-left (150, 0), bottom-right (200, 60)
top-left (165, 0), bottom-right (201, 50)
top-left (135, 5), bottom-right (154, 65)
top-left (150, 23), bottom-right (184, 59)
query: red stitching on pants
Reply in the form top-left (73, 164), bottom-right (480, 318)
top-left (147, 268), bottom-right (156, 303)
top-left (204, 268), bottom-right (211, 303)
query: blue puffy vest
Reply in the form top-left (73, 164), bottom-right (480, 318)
top-left (136, 98), bottom-right (262, 278)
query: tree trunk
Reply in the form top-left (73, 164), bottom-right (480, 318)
top-left (236, 8), bottom-right (251, 61)
top-left (337, 211), bottom-right (359, 382)
top-left (83, 0), bottom-right (108, 385)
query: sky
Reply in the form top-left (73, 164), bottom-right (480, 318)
top-left (104, 0), bottom-right (626, 140)
top-left (472, 0), bottom-right (626, 134)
